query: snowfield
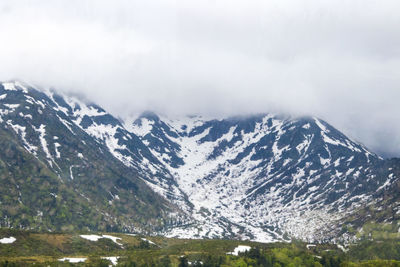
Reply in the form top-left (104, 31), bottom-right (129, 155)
top-left (130, 113), bottom-right (384, 242)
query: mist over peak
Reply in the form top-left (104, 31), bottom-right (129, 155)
top-left (0, 0), bottom-right (399, 157)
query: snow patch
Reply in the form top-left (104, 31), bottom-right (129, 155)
top-left (58, 258), bottom-right (87, 263)
top-left (227, 245), bottom-right (251, 256)
top-left (34, 124), bottom-right (54, 165)
top-left (3, 104), bottom-right (19, 109)
top-left (56, 114), bottom-right (75, 134)
top-left (131, 118), bottom-right (154, 137)
top-left (101, 256), bottom-right (119, 266)
top-left (141, 238), bottom-right (156, 245)
top-left (54, 143), bottom-right (61, 158)
top-left (0, 237), bottom-right (16, 244)
top-left (69, 165), bottom-right (79, 180)
top-left (80, 234), bottom-right (122, 246)
top-left (337, 244), bottom-right (348, 252)
top-left (2, 82), bottom-right (17, 91)
top-left (7, 122), bottom-right (38, 155)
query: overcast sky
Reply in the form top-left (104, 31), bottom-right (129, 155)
top-left (0, 0), bottom-right (399, 157)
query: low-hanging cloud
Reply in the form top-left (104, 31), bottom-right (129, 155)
top-left (0, 0), bottom-right (399, 157)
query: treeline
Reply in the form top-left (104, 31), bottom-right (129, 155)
top-left (106, 246), bottom-right (400, 266)
top-left (2, 250), bottom-right (400, 266)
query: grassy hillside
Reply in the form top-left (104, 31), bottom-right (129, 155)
top-left (1, 229), bottom-right (400, 266)
top-left (0, 124), bottom-right (175, 233)
top-left (0, 85), bottom-right (185, 234)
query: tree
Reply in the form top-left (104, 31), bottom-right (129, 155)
top-left (159, 256), bottom-right (171, 267)
top-left (178, 256), bottom-right (189, 267)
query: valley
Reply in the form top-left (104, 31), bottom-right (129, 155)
top-left (1, 228), bottom-right (400, 266)
top-left (0, 80), bottom-right (399, 246)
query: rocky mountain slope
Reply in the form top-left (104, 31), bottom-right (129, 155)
top-left (0, 81), bottom-right (184, 233)
top-left (126, 112), bottom-right (398, 242)
top-left (0, 80), bottom-right (398, 242)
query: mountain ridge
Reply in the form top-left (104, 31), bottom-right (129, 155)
top-left (126, 110), bottom-right (393, 242)
top-left (0, 81), bottom-right (186, 233)
top-left (0, 80), bottom-right (398, 243)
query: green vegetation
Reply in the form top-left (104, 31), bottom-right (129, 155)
top-left (0, 115), bottom-right (181, 234)
top-left (1, 229), bottom-right (400, 266)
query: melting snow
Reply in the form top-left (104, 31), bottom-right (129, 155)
top-left (141, 238), bottom-right (156, 245)
top-left (58, 258), bottom-right (87, 263)
top-left (3, 104), bottom-right (19, 109)
top-left (80, 234), bottom-right (122, 246)
top-left (56, 114), bottom-right (75, 134)
top-left (2, 82), bottom-right (18, 91)
top-left (227, 245), bottom-right (251, 256)
top-left (337, 244), bottom-right (348, 252)
top-left (101, 256), bottom-right (119, 266)
top-left (0, 237), bottom-right (16, 244)
top-left (54, 143), bottom-right (61, 158)
top-left (2, 81), bottom-right (29, 93)
top-left (131, 118), bottom-right (154, 137)
top-left (131, 114), bottom-right (378, 242)
top-left (34, 124), bottom-right (54, 166)
top-left (69, 165), bottom-right (79, 180)
top-left (7, 122), bottom-right (38, 154)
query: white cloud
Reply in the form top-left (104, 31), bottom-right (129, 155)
top-left (0, 0), bottom-right (399, 156)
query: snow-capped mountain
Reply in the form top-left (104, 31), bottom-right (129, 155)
top-left (0, 81), bottom-right (184, 232)
top-left (127, 112), bottom-right (397, 242)
top-left (0, 80), bottom-right (398, 242)
top-left (43, 86), bottom-right (188, 207)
